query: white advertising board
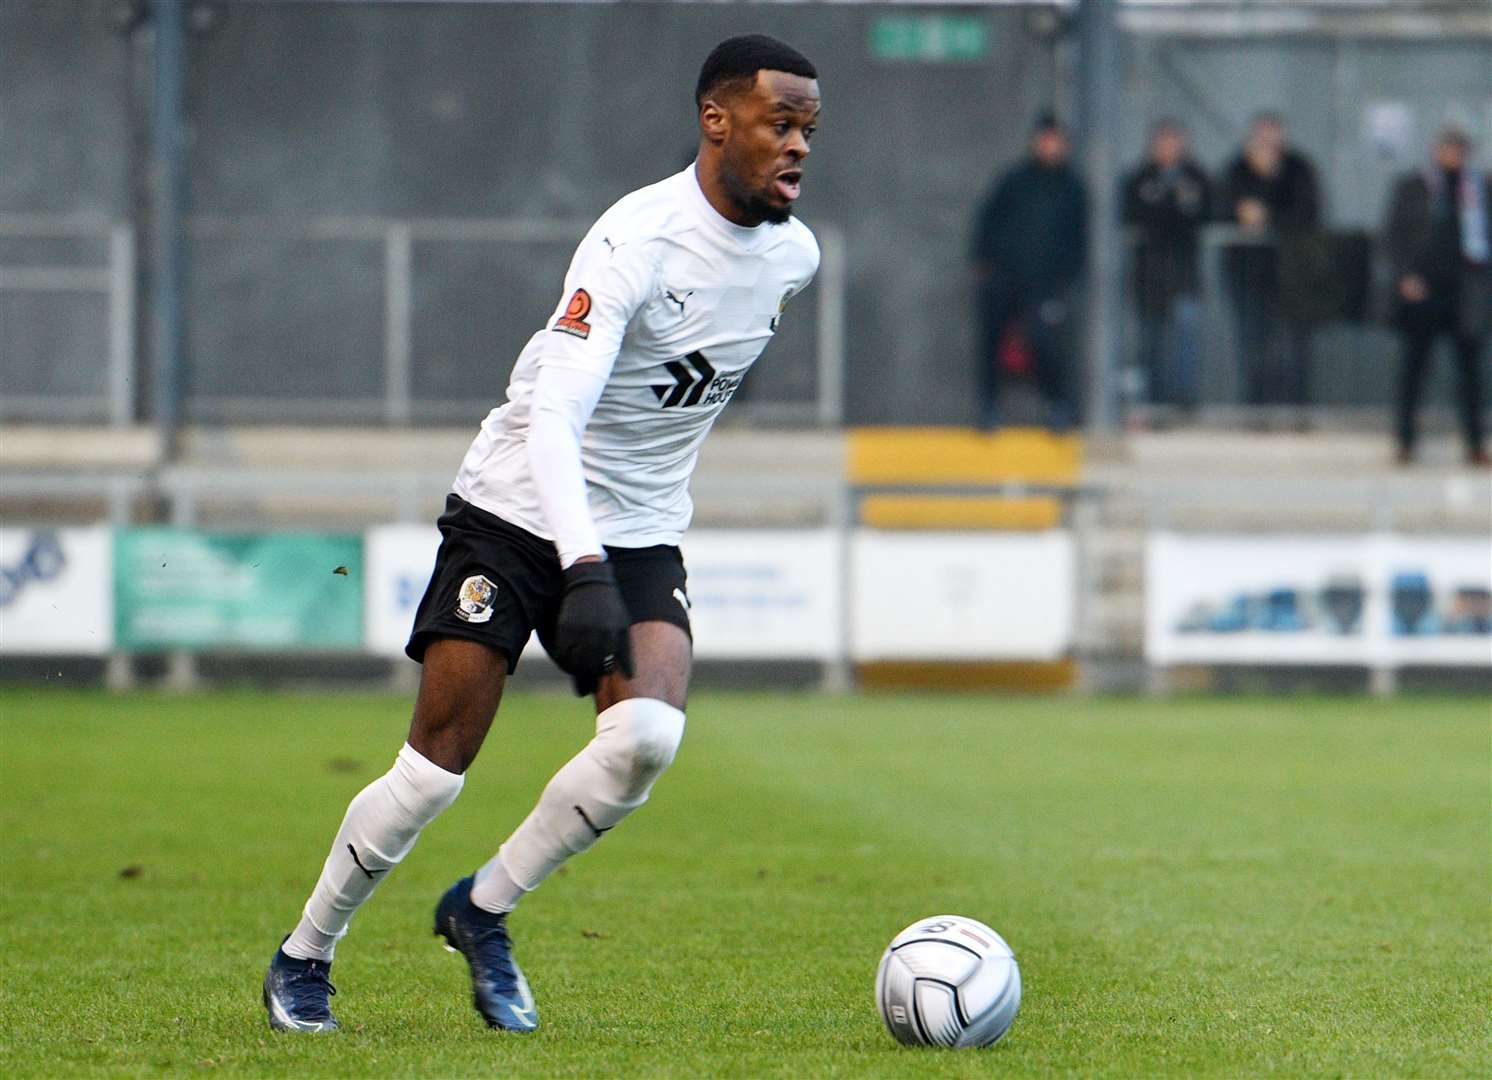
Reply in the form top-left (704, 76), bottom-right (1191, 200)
top-left (683, 529), bottom-right (841, 659)
top-left (851, 531), bottom-right (1074, 660)
top-left (1382, 535), bottom-right (1492, 667)
top-left (0, 527), bottom-right (113, 654)
top-left (1147, 533), bottom-right (1380, 665)
top-left (366, 526), bottom-right (844, 663)
top-left (365, 526), bottom-right (1072, 665)
top-left (363, 524), bottom-right (441, 658)
top-left (1147, 533), bottom-right (1492, 667)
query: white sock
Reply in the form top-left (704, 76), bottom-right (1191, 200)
top-left (470, 698), bottom-right (685, 914)
top-left (283, 742), bottom-right (464, 962)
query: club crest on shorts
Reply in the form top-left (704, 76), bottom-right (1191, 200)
top-left (455, 575), bottom-right (499, 624)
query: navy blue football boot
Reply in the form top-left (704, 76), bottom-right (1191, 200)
top-left (434, 875), bottom-right (538, 1032)
top-left (262, 938), bottom-right (339, 1032)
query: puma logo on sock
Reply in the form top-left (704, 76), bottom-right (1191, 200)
top-left (347, 844), bottom-right (387, 879)
top-left (573, 805), bottom-right (613, 839)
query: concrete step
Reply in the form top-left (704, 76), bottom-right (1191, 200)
top-left (2, 425), bottom-right (161, 471)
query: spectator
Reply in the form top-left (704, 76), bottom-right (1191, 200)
top-left (1383, 128), bottom-right (1490, 467)
top-left (1218, 113), bottom-right (1322, 410)
top-left (1122, 119), bottom-right (1211, 418)
top-left (970, 113), bottom-right (1088, 431)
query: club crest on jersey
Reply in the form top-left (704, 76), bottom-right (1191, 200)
top-left (769, 288), bottom-right (794, 333)
top-left (553, 288), bottom-right (592, 339)
top-left (455, 575), bottom-right (499, 623)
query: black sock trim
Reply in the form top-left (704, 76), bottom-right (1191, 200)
top-left (573, 805), bottom-right (612, 838)
top-left (347, 843), bottom-right (386, 879)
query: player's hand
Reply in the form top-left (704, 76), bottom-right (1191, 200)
top-left (555, 559), bottom-right (634, 696)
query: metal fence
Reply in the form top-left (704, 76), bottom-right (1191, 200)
top-left (0, 214), bottom-right (845, 428)
top-left (0, 214), bottom-right (135, 425)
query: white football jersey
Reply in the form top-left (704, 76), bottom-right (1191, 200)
top-left (454, 164), bottom-right (819, 550)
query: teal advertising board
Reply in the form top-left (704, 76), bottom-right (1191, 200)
top-left (868, 14), bottom-right (989, 63)
top-left (115, 529), bottom-right (362, 650)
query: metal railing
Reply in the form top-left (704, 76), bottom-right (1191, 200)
top-left (0, 214), bottom-right (136, 427)
top-left (0, 213), bottom-right (846, 429)
top-left (1, 213), bottom-right (1477, 431)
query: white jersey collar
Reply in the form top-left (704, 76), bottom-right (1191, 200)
top-left (683, 162), bottom-right (771, 250)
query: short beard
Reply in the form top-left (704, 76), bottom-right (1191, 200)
top-left (720, 155), bottom-right (793, 226)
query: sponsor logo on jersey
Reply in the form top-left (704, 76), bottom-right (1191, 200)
top-left (455, 575), bottom-right (499, 623)
top-left (651, 350), bottom-right (742, 408)
top-left (552, 288), bottom-right (593, 339)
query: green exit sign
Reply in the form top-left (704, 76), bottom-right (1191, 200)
top-left (869, 14), bottom-right (990, 63)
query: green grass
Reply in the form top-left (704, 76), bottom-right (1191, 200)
top-left (0, 688), bottom-right (1488, 1078)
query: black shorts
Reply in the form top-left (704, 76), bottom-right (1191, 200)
top-left (406, 494), bottom-right (690, 672)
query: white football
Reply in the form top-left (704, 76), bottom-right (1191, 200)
top-left (875, 914), bottom-right (1021, 1048)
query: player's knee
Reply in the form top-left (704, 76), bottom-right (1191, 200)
top-left (598, 698), bottom-right (686, 794)
top-left (388, 741), bottom-right (466, 822)
top-left (627, 708), bottom-right (684, 776)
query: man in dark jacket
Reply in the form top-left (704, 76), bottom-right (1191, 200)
top-left (1218, 113), bottom-right (1322, 408)
top-left (1383, 128), bottom-right (1490, 466)
top-left (1122, 119), bottom-right (1211, 415)
top-left (970, 114), bottom-right (1088, 430)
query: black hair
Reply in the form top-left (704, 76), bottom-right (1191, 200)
top-left (1031, 111), bottom-right (1065, 135)
top-left (695, 34), bottom-right (816, 108)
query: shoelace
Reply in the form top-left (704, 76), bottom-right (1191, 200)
top-left (284, 965), bottom-right (337, 1016)
top-left (466, 923), bottom-right (520, 992)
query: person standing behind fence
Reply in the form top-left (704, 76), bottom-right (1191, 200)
top-left (1122, 119), bottom-right (1211, 420)
top-left (1218, 113), bottom-right (1321, 411)
top-left (970, 113), bottom-right (1088, 431)
top-left (1384, 128), bottom-right (1490, 467)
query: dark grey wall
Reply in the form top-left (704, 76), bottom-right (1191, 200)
top-left (2, 2), bottom-right (1057, 424)
top-left (3, 2), bottom-right (1488, 424)
top-left (178, 2), bottom-right (1056, 423)
top-left (1, 0), bottom-right (136, 412)
top-left (1, 0), bottom-right (134, 217)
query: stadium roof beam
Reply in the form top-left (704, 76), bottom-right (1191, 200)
top-left (1116, 0), bottom-right (1492, 39)
top-left (147, 0), bottom-right (189, 459)
top-left (1077, 0), bottom-right (1123, 438)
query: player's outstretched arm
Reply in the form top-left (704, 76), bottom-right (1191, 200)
top-left (528, 361), bottom-right (634, 695)
top-left (526, 229), bottom-right (657, 693)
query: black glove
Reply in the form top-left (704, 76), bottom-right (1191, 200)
top-left (554, 560), bottom-right (634, 696)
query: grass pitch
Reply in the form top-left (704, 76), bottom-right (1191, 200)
top-left (0, 688), bottom-right (1487, 1078)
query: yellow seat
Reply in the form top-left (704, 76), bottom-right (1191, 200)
top-left (848, 427), bottom-right (1082, 530)
top-left (859, 494), bottom-right (1063, 530)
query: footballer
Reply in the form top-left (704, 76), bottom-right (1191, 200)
top-left (263, 34), bottom-right (821, 1033)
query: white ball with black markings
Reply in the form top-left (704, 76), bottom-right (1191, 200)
top-left (875, 915), bottom-right (1021, 1049)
